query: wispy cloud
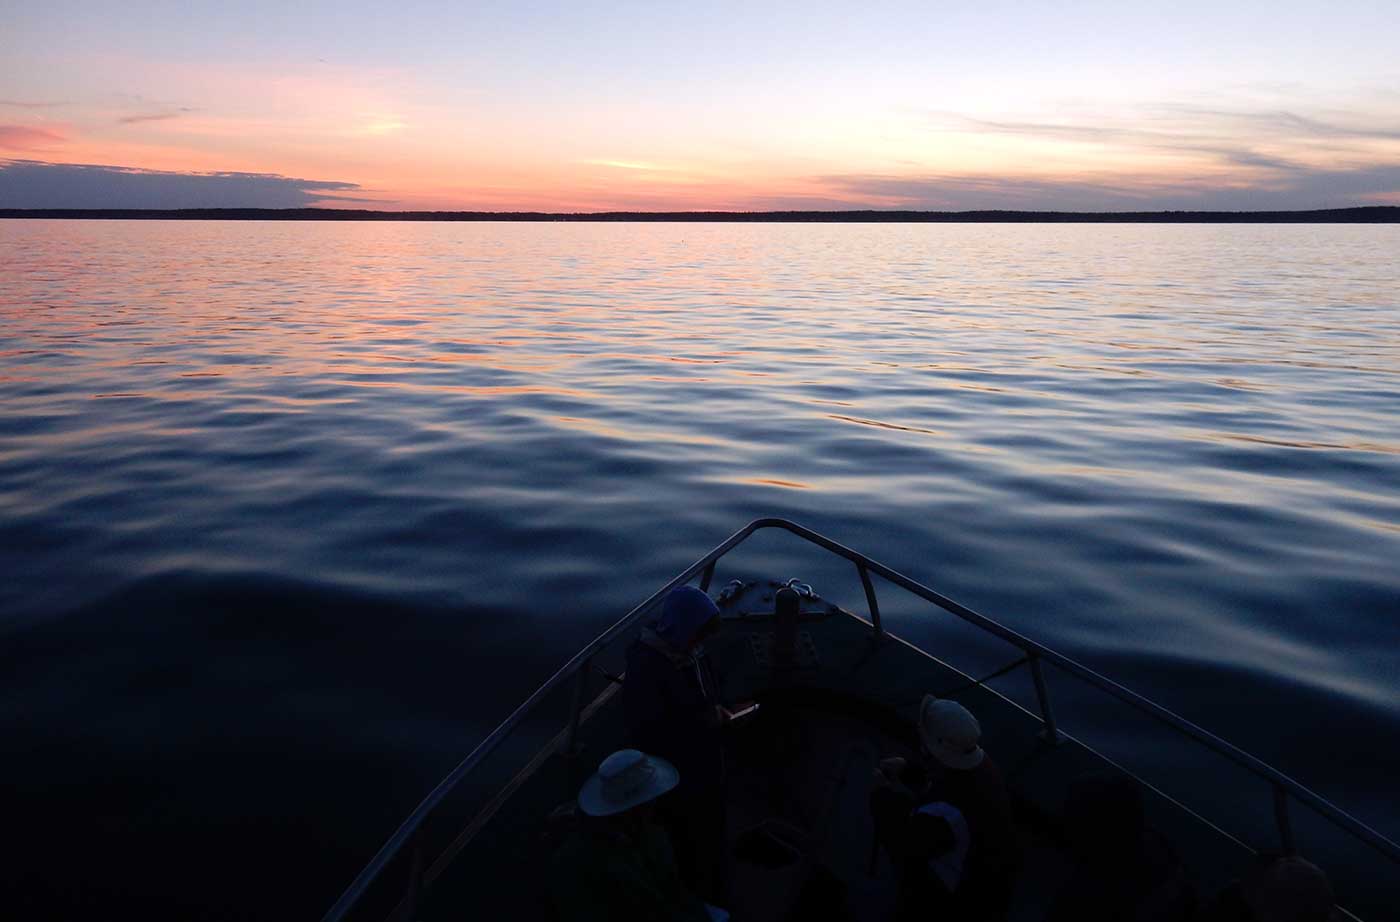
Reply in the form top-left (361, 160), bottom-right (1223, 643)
top-left (118, 112), bottom-right (180, 125)
top-left (948, 117), bottom-right (1131, 143)
top-left (118, 107), bottom-right (197, 125)
top-left (0, 125), bottom-right (67, 151)
top-left (582, 159), bottom-right (677, 172)
top-left (929, 101), bottom-right (1400, 162)
top-left (899, 98), bottom-right (1400, 209)
top-left (0, 159), bottom-right (376, 209)
top-left (0, 99), bottom-right (66, 109)
top-left (347, 118), bottom-right (406, 136)
top-left (815, 161), bottom-right (1400, 212)
top-left (1151, 105), bottom-right (1400, 143)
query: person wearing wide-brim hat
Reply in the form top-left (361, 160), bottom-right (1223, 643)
top-left (871, 696), bottom-right (1020, 920)
top-left (577, 748), bottom-right (681, 817)
top-left (549, 749), bottom-right (726, 922)
top-left (622, 586), bottom-right (740, 901)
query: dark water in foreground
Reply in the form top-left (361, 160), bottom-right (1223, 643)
top-left (2, 220), bottom-right (1398, 918)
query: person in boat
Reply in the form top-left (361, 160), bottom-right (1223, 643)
top-left (549, 749), bottom-right (727, 922)
top-left (621, 586), bottom-right (735, 900)
top-left (1198, 853), bottom-right (1338, 922)
top-left (869, 797), bottom-right (972, 920)
top-left (871, 696), bottom-right (1020, 920)
top-left (1044, 773), bottom-right (1195, 922)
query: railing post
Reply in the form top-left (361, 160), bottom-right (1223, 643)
top-left (857, 563), bottom-right (883, 637)
top-left (699, 561), bottom-right (715, 593)
top-left (563, 656), bottom-right (592, 756)
top-left (1274, 783), bottom-right (1296, 856)
top-left (1028, 654), bottom-right (1062, 744)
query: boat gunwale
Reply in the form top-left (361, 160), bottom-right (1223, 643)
top-left (321, 517), bottom-right (1400, 922)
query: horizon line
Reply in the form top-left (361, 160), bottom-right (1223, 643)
top-left (2, 205), bottom-right (1398, 224)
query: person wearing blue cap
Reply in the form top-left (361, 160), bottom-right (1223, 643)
top-left (622, 586), bottom-right (737, 902)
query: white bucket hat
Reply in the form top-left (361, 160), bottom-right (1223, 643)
top-left (918, 696), bottom-right (985, 771)
top-left (577, 749), bottom-right (680, 817)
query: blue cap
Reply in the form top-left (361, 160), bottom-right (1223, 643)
top-left (655, 586), bottom-right (720, 645)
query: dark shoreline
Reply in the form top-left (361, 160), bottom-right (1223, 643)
top-left (2, 206), bottom-right (1398, 223)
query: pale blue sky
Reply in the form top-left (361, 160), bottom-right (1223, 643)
top-left (3, 0), bottom-right (1398, 209)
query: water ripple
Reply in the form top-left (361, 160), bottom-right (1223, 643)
top-left (2, 220), bottom-right (1398, 917)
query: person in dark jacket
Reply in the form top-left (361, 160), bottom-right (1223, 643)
top-left (622, 586), bottom-right (731, 900)
top-left (871, 696), bottom-right (1021, 921)
top-left (869, 796), bottom-right (971, 921)
top-left (1044, 773), bottom-right (1195, 922)
top-left (550, 749), bottom-right (726, 922)
top-left (1198, 853), bottom-right (1338, 922)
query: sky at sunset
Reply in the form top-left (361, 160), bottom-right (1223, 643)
top-left (3, 0), bottom-right (1399, 211)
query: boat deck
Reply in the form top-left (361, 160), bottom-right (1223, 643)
top-left (418, 584), bottom-right (1251, 920)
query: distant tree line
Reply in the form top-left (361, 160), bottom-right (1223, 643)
top-left (1, 206), bottom-right (1397, 222)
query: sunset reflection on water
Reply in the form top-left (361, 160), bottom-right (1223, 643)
top-left (2, 219), bottom-right (1398, 917)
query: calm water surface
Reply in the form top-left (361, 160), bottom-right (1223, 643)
top-left (2, 220), bottom-right (1398, 917)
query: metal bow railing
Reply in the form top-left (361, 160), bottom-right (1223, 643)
top-left (322, 517), bottom-right (1400, 922)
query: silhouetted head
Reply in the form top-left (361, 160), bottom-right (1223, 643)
top-left (656, 586), bottom-right (720, 649)
top-left (1240, 855), bottom-right (1335, 922)
top-left (918, 696), bottom-right (984, 770)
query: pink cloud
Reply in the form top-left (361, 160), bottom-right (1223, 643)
top-left (0, 125), bottom-right (67, 151)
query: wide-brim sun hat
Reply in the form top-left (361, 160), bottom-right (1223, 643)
top-left (577, 749), bottom-right (680, 817)
top-left (918, 695), bottom-right (985, 771)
